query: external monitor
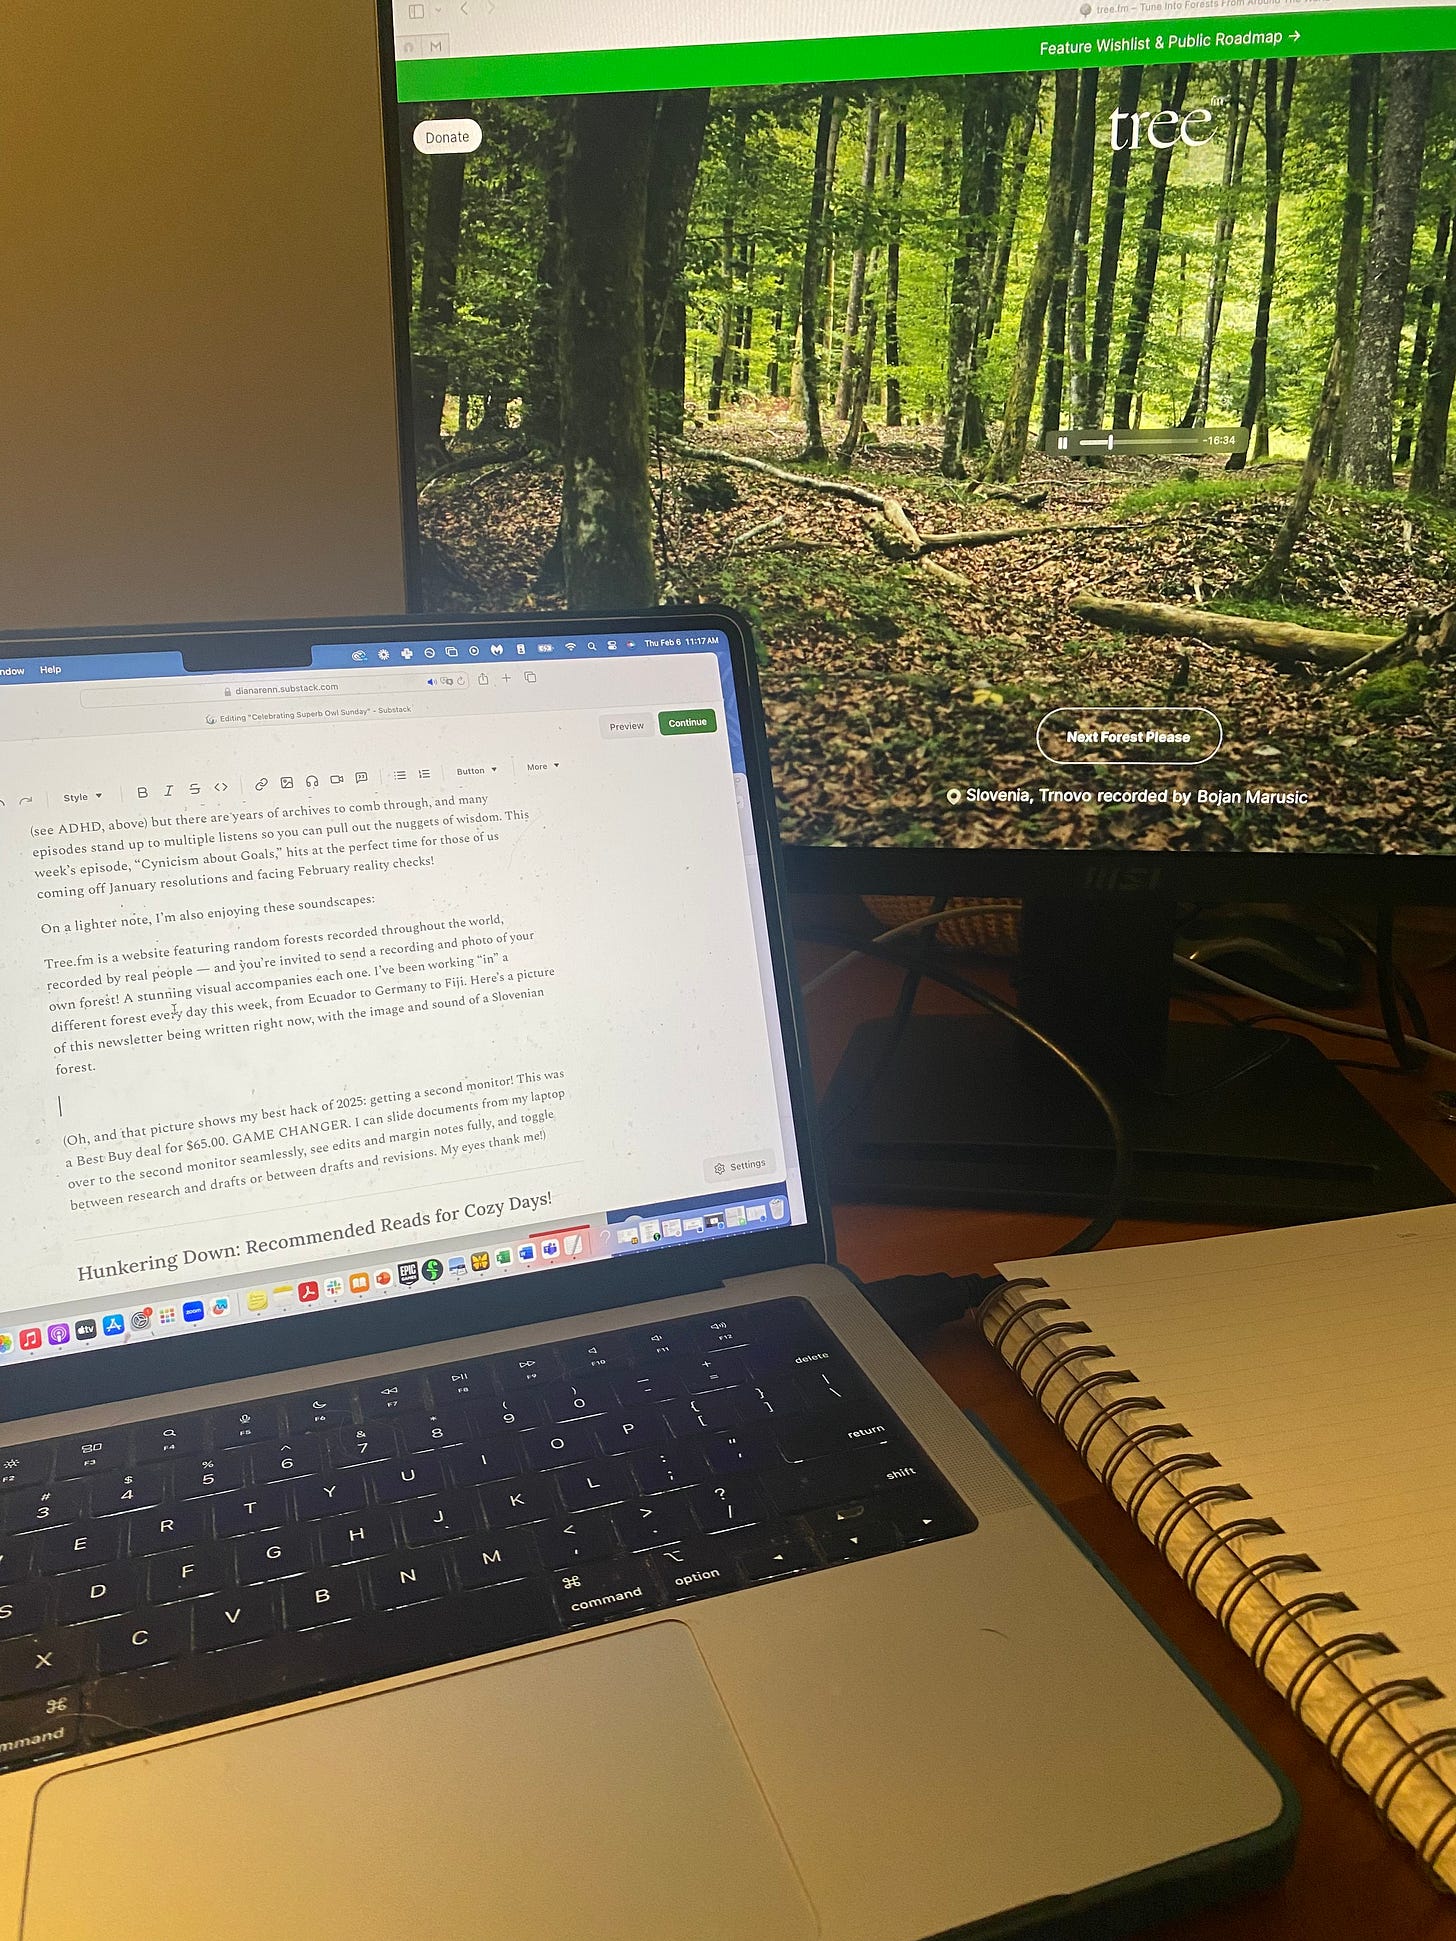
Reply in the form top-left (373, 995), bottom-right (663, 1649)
top-left (381, 1), bottom-right (1456, 1220)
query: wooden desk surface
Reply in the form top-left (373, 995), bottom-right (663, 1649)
top-left (798, 928), bottom-right (1456, 1939)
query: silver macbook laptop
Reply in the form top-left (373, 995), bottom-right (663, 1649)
top-left (0, 612), bottom-right (1289, 1939)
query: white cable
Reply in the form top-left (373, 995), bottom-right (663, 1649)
top-left (799, 906), bottom-right (1000, 996)
top-left (1174, 955), bottom-right (1456, 1066)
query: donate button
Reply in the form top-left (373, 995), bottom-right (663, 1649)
top-left (413, 119), bottom-right (483, 154)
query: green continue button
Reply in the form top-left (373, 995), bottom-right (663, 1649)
top-left (659, 708), bottom-right (717, 737)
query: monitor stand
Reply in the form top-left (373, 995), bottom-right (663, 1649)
top-left (820, 892), bottom-right (1450, 1225)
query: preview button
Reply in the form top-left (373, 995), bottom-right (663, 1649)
top-left (659, 708), bottom-right (717, 737)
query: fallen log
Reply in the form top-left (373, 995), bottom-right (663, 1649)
top-left (1068, 596), bottom-right (1389, 669)
top-left (916, 517), bottom-right (1152, 556)
top-left (673, 442), bottom-right (887, 508)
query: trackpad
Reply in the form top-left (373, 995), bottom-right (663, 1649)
top-left (23, 1622), bottom-right (816, 1941)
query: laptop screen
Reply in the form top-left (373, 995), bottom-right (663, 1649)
top-left (0, 622), bottom-right (807, 1369)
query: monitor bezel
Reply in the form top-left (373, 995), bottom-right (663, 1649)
top-left (0, 608), bottom-right (830, 1424)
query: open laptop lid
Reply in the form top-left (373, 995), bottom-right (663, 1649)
top-left (0, 609), bottom-right (830, 1423)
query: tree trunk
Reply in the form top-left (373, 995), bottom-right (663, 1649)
top-left (1411, 209), bottom-right (1456, 495)
top-left (521, 106), bottom-right (567, 453)
top-left (732, 233), bottom-right (756, 397)
top-left (1111, 65), bottom-right (1192, 431)
top-left (835, 100), bottom-right (882, 417)
top-left (1181, 62), bottom-right (1256, 428)
top-left (559, 91), bottom-right (659, 609)
top-left (643, 89), bottom-right (711, 440)
top-left (1047, 67), bottom-right (1098, 438)
top-left (1396, 207), bottom-right (1451, 464)
top-left (979, 77), bottom-right (1040, 356)
top-left (798, 90), bottom-right (840, 460)
top-left (986, 68), bottom-right (1080, 482)
top-left (941, 79), bottom-right (992, 476)
top-left (412, 101), bottom-right (470, 469)
top-left (1085, 66), bottom-right (1142, 431)
top-left (958, 79), bottom-right (1019, 463)
top-left (1341, 53), bottom-right (1435, 488)
top-left (1227, 59), bottom-right (1296, 472)
top-left (837, 299), bottom-right (878, 464)
top-left (1328, 55), bottom-right (1378, 476)
top-left (1070, 592), bottom-right (1381, 668)
top-left (1065, 69), bottom-right (1100, 427)
top-left (883, 115), bottom-right (907, 427)
top-left (1246, 338), bottom-right (1343, 597)
top-left (707, 106), bottom-right (749, 420)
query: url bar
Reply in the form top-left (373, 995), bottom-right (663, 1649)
top-left (78, 676), bottom-right (422, 708)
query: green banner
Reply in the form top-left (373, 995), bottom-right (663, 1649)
top-left (395, 5), bottom-right (1456, 101)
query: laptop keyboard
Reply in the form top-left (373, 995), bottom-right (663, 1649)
top-left (0, 1298), bottom-right (974, 1771)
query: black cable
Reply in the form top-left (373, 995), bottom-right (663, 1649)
top-left (818, 894), bottom-right (948, 1138)
top-left (1374, 902), bottom-right (1426, 1073)
top-left (798, 925), bottom-right (1131, 1254)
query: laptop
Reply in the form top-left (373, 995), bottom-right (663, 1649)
top-left (0, 611), bottom-right (1289, 1939)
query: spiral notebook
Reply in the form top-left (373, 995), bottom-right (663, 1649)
top-left (986, 1203), bottom-right (1456, 1889)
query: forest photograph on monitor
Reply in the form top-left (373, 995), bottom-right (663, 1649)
top-left (402, 49), bottom-right (1456, 854)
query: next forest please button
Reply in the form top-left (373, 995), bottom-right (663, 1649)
top-left (658, 709), bottom-right (717, 737)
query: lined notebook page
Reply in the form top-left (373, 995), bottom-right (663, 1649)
top-left (1001, 1205), bottom-right (1456, 1711)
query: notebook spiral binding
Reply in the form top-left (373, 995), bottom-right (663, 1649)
top-left (983, 1276), bottom-right (1456, 1890)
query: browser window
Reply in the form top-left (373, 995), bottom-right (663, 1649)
top-left (0, 631), bottom-right (805, 1363)
top-left (391, 0), bottom-right (1456, 857)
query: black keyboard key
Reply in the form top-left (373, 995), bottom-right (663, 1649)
top-left (686, 1313), bottom-right (754, 1355)
top-left (282, 1568), bottom-right (366, 1632)
top-left (318, 1510), bottom-right (397, 1566)
top-left (292, 1471), bottom-right (368, 1521)
top-left (369, 1551), bottom-right (450, 1611)
top-left (683, 1353), bottom-right (750, 1395)
top-left (448, 1528), bottom-right (539, 1589)
top-left (369, 1455), bottom-right (447, 1506)
top-left (733, 1531), bottom-right (816, 1585)
top-left (595, 1412), bottom-right (664, 1458)
top-left (213, 1492), bottom-right (287, 1541)
top-left (737, 1379), bottom-right (805, 1421)
top-left (541, 1376), bottom-right (615, 1423)
top-left (89, 1469), bottom-right (166, 1518)
top-left (625, 1325), bottom-right (681, 1366)
top-left (631, 1445), bottom-right (706, 1496)
top-left (694, 1481), bottom-right (766, 1535)
top-left (0, 1538), bottom-right (33, 1587)
top-left (432, 1358), bottom-right (495, 1405)
top-left (171, 1453), bottom-right (246, 1500)
top-left (194, 1588), bottom-right (277, 1653)
top-left (324, 1424), bottom-right (398, 1468)
top-left (551, 1558), bottom-right (661, 1629)
top-left (555, 1458), bottom-right (634, 1513)
top-left (0, 1448), bottom-right (52, 1490)
top-left (445, 1436), bottom-right (525, 1489)
top-left (614, 1494), bottom-right (699, 1552)
top-left (557, 1336), bottom-right (630, 1377)
top-left (149, 1547), bottom-right (225, 1603)
top-left (760, 1454), bottom-right (877, 1518)
top-left (478, 1476), bottom-right (556, 1528)
top-left (234, 1529), bottom-right (314, 1584)
top-left (251, 1441), bottom-right (323, 1488)
top-left (793, 1360), bottom-right (863, 1410)
top-left (87, 1581), bottom-right (558, 1741)
top-left (535, 1513), bottom-right (617, 1570)
top-left (125, 1502), bottom-right (210, 1557)
top-left (685, 1391), bottom-right (742, 1434)
top-left (617, 1370), bottom-right (688, 1408)
top-left (0, 1631), bottom-right (87, 1696)
top-left (209, 1403), bottom-right (283, 1449)
top-left (95, 1605), bottom-right (192, 1675)
top-left (358, 1374), bottom-right (430, 1420)
top-left (400, 1493), bottom-right (476, 1547)
top-left (133, 1416), bottom-right (207, 1465)
top-left (284, 1388), bottom-right (356, 1433)
top-left (491, 1347), bottom-right (559, 1392)
top-left (0, 1687), bottom-right (82, 1766)
top-left (806, 1502), bottom-right (902, 1564)
top-left (470, 1392), bottom-right (543, 1435)
top-left (885, 1488), bottom-right (975, 1546)
top-left (656, 1539), bottom-right (739, 1602)
top-left (36, 1522), bottom-right (123, 1573)
top-left (0, 1589), bottom-right (49, 1640)
top-left (520, 1423), bottom-right (597, 1471)
top-left (400, 1409), bottom-right (473, 1455)
top-left (3, 1482), bottom-right (85, 1534)
top-left (54, 1433), bottom-right (127, 1479)
top-left (56, 1564), bottom-right (139, 1626)
top-left (700, 1429), bottom-right (773, 1477)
